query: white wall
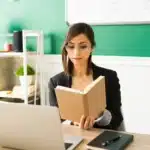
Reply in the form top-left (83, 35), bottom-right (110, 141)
top-left (37, 55), bottom-right (150, 134)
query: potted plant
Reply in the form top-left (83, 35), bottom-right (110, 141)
top-left (15, 64), bottom-right (35, 86)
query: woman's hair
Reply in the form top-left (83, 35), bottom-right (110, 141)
top-left (62, 22), bottom-right (96, 76)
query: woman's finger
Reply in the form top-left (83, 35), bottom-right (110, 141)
top-left (84, 116), bottom-right (90, 129)
top-left (80, 115), bottom-right (86, 129)
top-left (89, 117), bottom-right (94, 129)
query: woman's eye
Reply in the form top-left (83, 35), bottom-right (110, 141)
top-left (80, 45), bottom-right (88, 49)
top-left (67, 45), bottom-right (74, 49)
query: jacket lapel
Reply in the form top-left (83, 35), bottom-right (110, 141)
top-left (92, 63), bottom-right (102, 80)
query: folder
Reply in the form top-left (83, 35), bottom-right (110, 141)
top-left (87, 130), bottom-right (134, 150)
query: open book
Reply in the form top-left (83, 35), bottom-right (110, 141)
top-left (55, 76), bottom-right (106, 122)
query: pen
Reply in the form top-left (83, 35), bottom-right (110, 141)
top-left (101, 135), bottom-right (122, 146)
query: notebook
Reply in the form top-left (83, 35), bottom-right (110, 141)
top-left (55, 76), bottom-right (106, 122)
top-left (87, 130), bottom-right (134, 150)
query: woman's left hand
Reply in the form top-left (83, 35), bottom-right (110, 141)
top-left (79, 115), bottom-right (95, 130)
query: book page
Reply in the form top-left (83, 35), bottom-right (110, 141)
top-left (56, 86), bottom-right (84, 94)
top-left (83, 76), bottom-right (104, 94)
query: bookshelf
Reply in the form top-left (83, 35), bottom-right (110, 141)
top-left (0, 30), bottom-right (44, 105)
top-left (0, 52), bottom-right (23, 57)
top-left (0, 52), bottom-right (38, 57)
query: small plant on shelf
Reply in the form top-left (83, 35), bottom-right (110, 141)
top-left (15, 64), bottom-right (35, 86)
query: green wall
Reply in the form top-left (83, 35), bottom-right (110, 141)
top-left (0, 0), bottom-right (150, 56)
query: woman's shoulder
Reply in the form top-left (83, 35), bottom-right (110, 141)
top-left (51, 71), bottom-right (66, 80)
top-left (92, 63), bottom-right (117, 77)
top-left (49, 72), bottom-right (70, 87)
top-left (92, 63), bottom-right (119, 86)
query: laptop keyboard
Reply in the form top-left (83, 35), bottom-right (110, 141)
top-left (64, 142), bottom-right (73, 149)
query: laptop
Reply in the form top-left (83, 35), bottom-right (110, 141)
top-left (0, 103), bottom-right (83, 150)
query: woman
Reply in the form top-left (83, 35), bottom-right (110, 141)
top-left (49, 23), bottom-right (123, 130)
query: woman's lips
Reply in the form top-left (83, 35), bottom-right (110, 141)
top-left (72, 58), bottom-right (82, 60)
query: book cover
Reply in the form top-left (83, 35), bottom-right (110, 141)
top-left (87, 130), bottom-right (134, 150)
top-left (55, 76), bottom-right (106, 122)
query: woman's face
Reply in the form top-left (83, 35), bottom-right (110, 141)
top-left (65, 34), bottom-right (93, 66)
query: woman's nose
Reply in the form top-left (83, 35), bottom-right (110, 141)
top-left (74, 48), bottom-right (80, 56)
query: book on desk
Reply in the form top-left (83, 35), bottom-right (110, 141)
top-left (0, 85), bottom-right (40, 104)
top-left (55, 76), bottom-right (106, 122)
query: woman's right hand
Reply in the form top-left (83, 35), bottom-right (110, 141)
top-left (73, 115), bottom-right (95, 130)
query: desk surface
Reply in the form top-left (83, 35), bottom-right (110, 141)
top-left (0, 125), bottom-right (150, 150)
top-left (62, 125), bottom-right (150, 150)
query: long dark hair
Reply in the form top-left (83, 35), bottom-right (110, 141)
top-left (62, 23), bottom-right (96, 76)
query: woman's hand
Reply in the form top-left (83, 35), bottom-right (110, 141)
top-left (73, 115), bottom-right (95, 130)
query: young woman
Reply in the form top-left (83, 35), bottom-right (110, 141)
top-left (49, 23), bottom-right (123, 130)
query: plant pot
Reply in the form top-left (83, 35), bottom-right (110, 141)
top-left (19, 75), bottom-right (33, 86)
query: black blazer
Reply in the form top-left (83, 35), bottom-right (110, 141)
top-left (48, 63), bottom-right (123, 130)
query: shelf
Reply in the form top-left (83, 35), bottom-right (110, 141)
top-left (0, 30), bottom-right (42, 38)
top-left (0, 52), bottom-right (23, 57)
top-left (0, 51), bottom-right (38, 58)
top-left (23, 30), bottom-right (42, 37)
top-left (0, 97), bottom-right (40, 104)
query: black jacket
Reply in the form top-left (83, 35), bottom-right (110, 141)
top-left (48, 63), bottom-right (123, 130)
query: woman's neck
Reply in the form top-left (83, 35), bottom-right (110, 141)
top-left (73, 63), bottom-right (90, 77)
top-left (73, 68), bottom-right (86, 77)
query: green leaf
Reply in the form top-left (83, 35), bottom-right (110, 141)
top-left (15, 64), bottom-right (35, 76)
